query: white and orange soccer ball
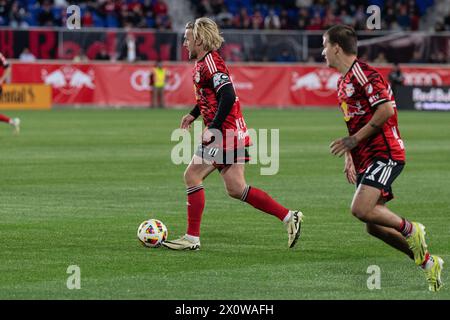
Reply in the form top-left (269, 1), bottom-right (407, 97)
top-left (137, 219), bottom-right (168, 248)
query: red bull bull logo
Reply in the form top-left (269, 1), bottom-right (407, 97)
top-left (340, 101), bottom-right (366, 121)
top-left (291, 68), bottom-right (341, 97)
top-left (41, 66), bottom-right (95, 94)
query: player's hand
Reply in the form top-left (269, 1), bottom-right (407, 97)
top-left (330, 136), bottom-right (358, 157)
top-left (202, 128), bottom-right (215, 145)
top-left (344, 153), bottom-right (357, 184)
top-left (180, 114), bottom-right (195, 130)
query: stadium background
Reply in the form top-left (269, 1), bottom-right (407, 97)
top-left (1, 0), bottom-right (450, 301)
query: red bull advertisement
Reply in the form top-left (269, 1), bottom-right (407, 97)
top-left (11, 62), bottom-right (450, 108)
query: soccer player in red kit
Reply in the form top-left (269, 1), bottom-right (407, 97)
top-left (163, 17), bottom-right (303, 250)
top-left (0, 52), bottom-right (20, 134)
top-left (323, 25), bottom-right (443, 291)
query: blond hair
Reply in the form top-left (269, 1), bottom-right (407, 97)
top-left (185, 17), bottom-right (224, 51)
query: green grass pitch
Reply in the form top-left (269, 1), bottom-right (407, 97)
top-left (0, 108), bottom-right (449, 299)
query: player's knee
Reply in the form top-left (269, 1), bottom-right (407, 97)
top-left (351, 204), bottom-right (369, 222)
top-left (226, 185), bottom-right (245, 199)
top-left (184, 169), bottom-right (201, 186)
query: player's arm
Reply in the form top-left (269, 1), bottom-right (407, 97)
top-left (0, 63), bottom-right (11, 85)
top-left (208, 83), bottom-right (235, 130)
top-left (344, 151), bottom-right (357, 184)
top-left (352, 101), bottom-right (394, 142)
top-left (330, 101), bottom-right (395, 157)
top-left (201, 83), bottom-right (235, 144)
top-left (180, 105), bottom-right (200, 130)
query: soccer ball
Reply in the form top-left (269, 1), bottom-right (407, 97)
top-left (137, 219), bottom-right (168, 248)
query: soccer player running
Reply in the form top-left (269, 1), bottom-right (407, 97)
top-left (163, 17), bottom-right (303, 251)
top-left (0, 52), bottom-right (20, 134)
top-left (323, 25), bottom-right (443, 291)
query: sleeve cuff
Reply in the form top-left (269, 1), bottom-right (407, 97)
top-left (371, 99), bottom-right (389, 108)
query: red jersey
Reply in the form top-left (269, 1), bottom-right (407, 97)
top-left (0, 52), bottom-right (9, 81)
top-left (193, 50), bottom-right (250, 150)
top-left (0, 52), bottom-right (8, 69)
top-left (337, 59), bottom-right (405, 173)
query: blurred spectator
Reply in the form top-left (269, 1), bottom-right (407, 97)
top-left (39, 0), bottom-right (56, 26)
top-left (264, 9), bottom-right (280, 29)
top-left (397, 5), bottom-right (411, 30)
top-left (306, 13), bottom-right (322, 30)
top-left (373, 52), bottom-right (388, 64)
top-left (95, 48), bottom-right (111, 61)
top-left (54, 0), bottom-right (68, 8)
top-left (150, 59), bottom-right (167, 109)
top-left (211, 0), bottom-right (225, 16)
top-left (0, 0), bottom-right (9, 26)
top-left (434, 21), bottom-right (445, 32)
top-left (233, 7), bottom-right (251, 29)
top-left (9, 1), bottom-right (29, 28)
top-left (19, 47), bottom-right (36, 62)
top-left (251, 10), bottom-right (264, 29)
top-left (295, 7), bottom-right (309, 30)
top-left (339, 9), bottom-right (354, 27)
top-left (216, 7), bottom-right (234, 29)
top-left (152, 0), bottom-right (168, 16)
top-left (82, 10), bottom-right (94, 28)
top-left (444, 13), bottom-right (450, 31)
top-left (388, 63), bottom-right (404, 97)
top-left (73, 50), bottom-right (89, 62)
top-left (276, 49), bottom-right (296, 62)
top-left (410, 48), bottom-right (424, 63)
top-left (296, 0), bottom-right (312, 8)
top-left (126, 33), bottom-right (136, 62)
top-left (428, 51), bottom-right (447, 64)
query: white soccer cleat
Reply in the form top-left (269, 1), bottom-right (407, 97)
top-left (287, 210), bottom-right (304, 248)
top-left (10, 118), bottom-right (20, 134)
top-left (162, 235), bottom-right (201, 251)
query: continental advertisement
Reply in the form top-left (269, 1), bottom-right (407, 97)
top-left (0, 84), bottom-right (52, 110)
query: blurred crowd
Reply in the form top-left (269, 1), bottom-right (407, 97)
top-left (191, 0), bottom-right (447, 31)
top-left (0, 0), bottom-right (172, 29)
top-left (1, 0), bottom-right (449, 31)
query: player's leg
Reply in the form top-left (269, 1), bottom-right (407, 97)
top-left (220, 163), bottom-right (303, 248)
top-left (221, 163), bottom-right (289, 220)
top-left (353, 159), bottom-right (443, 291)
top-left (0, 114), bottom-right (20, 133)
top-left (151, 87), bottom-right (157, 108)
top-left (159, 88), bottom-right (165, 109)
top-left (351, 183), bottom-right (430, 263)
top-left (351, 184), bottom-right (404, 228)
top-left (163, 155), bottom-right (216, 250)
top-left (0, 114), bottom-right (10, 123)
top-left (365, 200), bottom-right (413, 259)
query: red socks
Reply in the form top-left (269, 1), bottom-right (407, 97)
top-left (398, 218), bottom-right (413, 237)
top-left (241, 185), bottom-right (289, 221)
top-left (185, 184), bottom-right (289, 237)
top-left (186, 185), bottom-right (205, 237)
top-left (0, 114), bottom-right (11, 123)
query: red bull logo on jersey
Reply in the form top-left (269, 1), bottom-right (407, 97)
top-left (42, 66), bottom-right (95, 94)
top-left (340, 101), bottom-right (366, 121)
